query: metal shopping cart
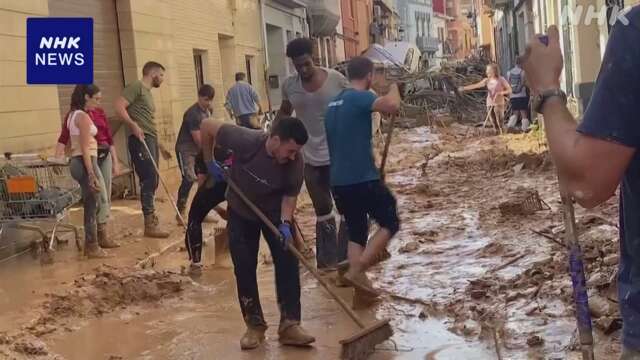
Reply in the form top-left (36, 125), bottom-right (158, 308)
top-left (0, 152), bottom-right (81, 262)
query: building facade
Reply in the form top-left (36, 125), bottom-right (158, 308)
top-left (0, 0), bottom-right (268, 178)
top-left (396, 0), bottom-right (441, 57)
top-left (304, 0), bottom-right (346, 68)
top-left (446, 0), bottom-right (476, 58)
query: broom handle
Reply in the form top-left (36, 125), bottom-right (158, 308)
top-left (559, 185), bottom-right (594, 360)
top-left (226, 177), bottom-right (367, 329)
top-left (379, 114), bottom-right (397, 181)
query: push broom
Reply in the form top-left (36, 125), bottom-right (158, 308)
top-left (225, 176), bottom-right (393, 359)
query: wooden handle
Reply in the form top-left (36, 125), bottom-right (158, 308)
top-left (226, 178), bottom-right (366, 328)
top-left (380, 114), bottom-right (397, 181)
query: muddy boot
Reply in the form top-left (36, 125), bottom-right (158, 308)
top-left (240, 325), bottom-right (267, 350)
top-left (84, 241), bottom-right (110, 259)
top-left (278, 321), bottom-right (315, 347)
top-left (315, 217), bottom-right (338, 270)
top-left (343, 269), bottom-right (380, 298)
top-left (144, 214), bottom-right (170, 238)
top-left (335, 260), bottom-right (351, 288)
top-left (187, 262), bottom-right (203, 277)
top-left (97, 223), bottom-right (120, 249)
top-left (337, 218), bottom-right (349, 263)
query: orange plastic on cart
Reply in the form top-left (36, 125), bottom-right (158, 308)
top-left (7, 176), bottom-right (37, 193)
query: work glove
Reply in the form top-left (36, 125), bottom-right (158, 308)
top-left (278, 221), bottom-right (293, 250)
top-left (206, 160), bottom-right (225, 182)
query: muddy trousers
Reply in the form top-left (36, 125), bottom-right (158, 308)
top-left (127, 135), bottom-right (159, 216)
top-left (70, 156), bottom-right (105, 245)
top-left (304, 164), bottom-right (348, 268)
top-left (228, 209), bottom-right (301, 327)
top-left (176, 151), bottom-right (197, 212)
top-left (185, 180), bottom-right (227, 263)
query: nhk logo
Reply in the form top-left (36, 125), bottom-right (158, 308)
top-left (27, 17), bottom-right (93, 84)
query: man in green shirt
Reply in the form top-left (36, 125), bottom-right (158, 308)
top-left (115, 61), bottom-right (169, 238)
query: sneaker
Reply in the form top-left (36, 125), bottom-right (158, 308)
top-left (187, 262), bottom-right (203, 277)
top-left (343, 269), bottom-right (380, 298)
top-left (278, 321), bottom-right (315, 346)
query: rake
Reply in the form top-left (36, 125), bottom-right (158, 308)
top-left (226, 176), bottom-right (393, 359)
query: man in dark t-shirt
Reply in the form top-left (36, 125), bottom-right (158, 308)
top-left (200, 117), bottom-right (315, 350)
top-left (524, 8), bottom-right (640, 358)
top-left (174, 84), bottom-right (214, 221)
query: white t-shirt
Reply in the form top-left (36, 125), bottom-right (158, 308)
top-left (507, 67), bottom-right (528, 98)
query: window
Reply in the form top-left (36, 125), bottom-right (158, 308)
top-left (193, 50), bottom-right (204, 89)
top-left (245, 55), bottom-right (254, 85)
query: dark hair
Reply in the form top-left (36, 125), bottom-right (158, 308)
top-left (235, 72), bottom-right (246, 81)
top-left (271, 117), bottom-right (308, 145)
top-left (70, 84), bottom-right (100, 111)
top-left (198, 84), bottom-right (215, 99)
top-left (142, 61), bottom-right (165, 76)
top-left (286, 38), bottom-right (314, 59)
top-left (347, 56), bottom-right (374, 80)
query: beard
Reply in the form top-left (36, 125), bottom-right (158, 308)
top-left (152, 77), bottom-right (162, 88)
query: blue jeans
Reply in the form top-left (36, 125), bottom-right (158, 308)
top-left (127, 135), bottom-right (159, 216)
top-left (69, 156), bottom-right (104, 245)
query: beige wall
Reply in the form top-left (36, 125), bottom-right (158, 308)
top-left (0, 0), bottom-right (61, 154)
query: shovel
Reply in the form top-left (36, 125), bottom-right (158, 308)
top-left (225, 176), bottom-right (393, 359)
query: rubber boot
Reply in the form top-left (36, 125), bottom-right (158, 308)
top-left (507, 114), bottom-right (518, 129)
top-left (278, 321), bottom-right (315, 346)
top-left (97, 223), bottom-right (120, 248)
top-left (144, 214), bottom-right (170, 238)
top-left (240, 324), bottom-right (267, 350)
top-left (315, 217), bottom-right (338, 270)
top-left (337, 218), bottom-right (349, 263)
top-left (521, 118), bottom-right (531, 132)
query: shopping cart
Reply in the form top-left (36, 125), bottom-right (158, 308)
top-left (0, 152), bottom-right (81, 260)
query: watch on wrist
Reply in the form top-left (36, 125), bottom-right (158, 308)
top-left (532, 88), bottom-right (567, 113)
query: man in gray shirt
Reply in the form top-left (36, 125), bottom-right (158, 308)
top-left (226, 72), bottom-right (262, 129)
top-left (277, 38), bottom-right (350, 269)
top-left (175, 84), bottom-right (214, 221)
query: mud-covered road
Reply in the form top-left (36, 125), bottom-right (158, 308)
top-left (0, 124), bottom-right (624, 359)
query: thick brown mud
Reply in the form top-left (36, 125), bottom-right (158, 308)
top-left (0, 125), bottom-right (624, 359)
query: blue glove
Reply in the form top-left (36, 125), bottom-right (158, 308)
top-left (206, 160), bottom-right (225, 182)
top-left (278, 221), bottom-right (293, 250)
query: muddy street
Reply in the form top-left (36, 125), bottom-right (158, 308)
top-left (0, 124), bottom-right (624, 360)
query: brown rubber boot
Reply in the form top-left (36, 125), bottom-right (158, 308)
top-left (278, 321), bottom-right (315, 346)
top-left (144, 214), bottom-right (170, 238)
top-left (97, 223), bottom-right (120, 248)
top-left (240, 325), bottom-right (267, 350)
top-left (84, 241), bottom-right (110, 259)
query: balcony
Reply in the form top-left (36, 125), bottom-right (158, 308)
top-left (302, 0), bottom-right (340, 37)
top-left (417, 36), bottom-right (440, 53)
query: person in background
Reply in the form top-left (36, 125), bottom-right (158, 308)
top-left (66, 85), bottom-right (112, 258)
top-left (225, 72), bottom-right (263, 129)
top-left (459, 63), bottom-right (512, 133)
top-left (506, 56), bottom-right (531, 132)
top-left (523, 9), bottom-right (640, 358)
top-left (114, 61), bottom-right (170, 238)
top-left (175, 84), bottom-right (215, 223)
top-left (277, 37), bottom-right (351, 270)
top-left (55, 102), bottom-right (120, 249)
top-left (324, 56), bottom-right (401, 299)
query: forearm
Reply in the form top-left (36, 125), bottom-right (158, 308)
top-left (201, 132), bottom-right (216, 163)
top-left (280, 196), bottom-right (297, 222)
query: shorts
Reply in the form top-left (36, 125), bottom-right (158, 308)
top-left (332, 180), bottom-right (400, 246)
top-left (510, 97), bottom-right (530, 111)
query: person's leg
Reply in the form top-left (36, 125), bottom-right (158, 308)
top-left (261, 220), bottom-right (315, 346)
top-left (185, 181), bottom-right (227, 265)
top-left (128, 135), bottom-right (168, 237)
top-left (359, 181), bottom-right (400, 271)
top-left (493, 105), bottom-right (505, 133)
top-left (176, 151), bottom-right (196, 217)
top-left (227, 209), bottom-right (268, 349)
top-left (507, 100), bottom-right (519, 129)
top-left (69, 157), bottom-right (105, 258)
top-left (96, 152), bottom-right (112, 225)
top-left (519, 109), bottom-right (530, 130)
top-left (304, 164), bottom-right (339, 269)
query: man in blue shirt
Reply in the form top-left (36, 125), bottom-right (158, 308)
top-left (325, 56), bottom-right (401, 298)
top-left (523, 8), bottom-right (640, 358)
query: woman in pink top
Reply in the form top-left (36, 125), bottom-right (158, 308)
top-left (459, 63), bottom-right (512, 133)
